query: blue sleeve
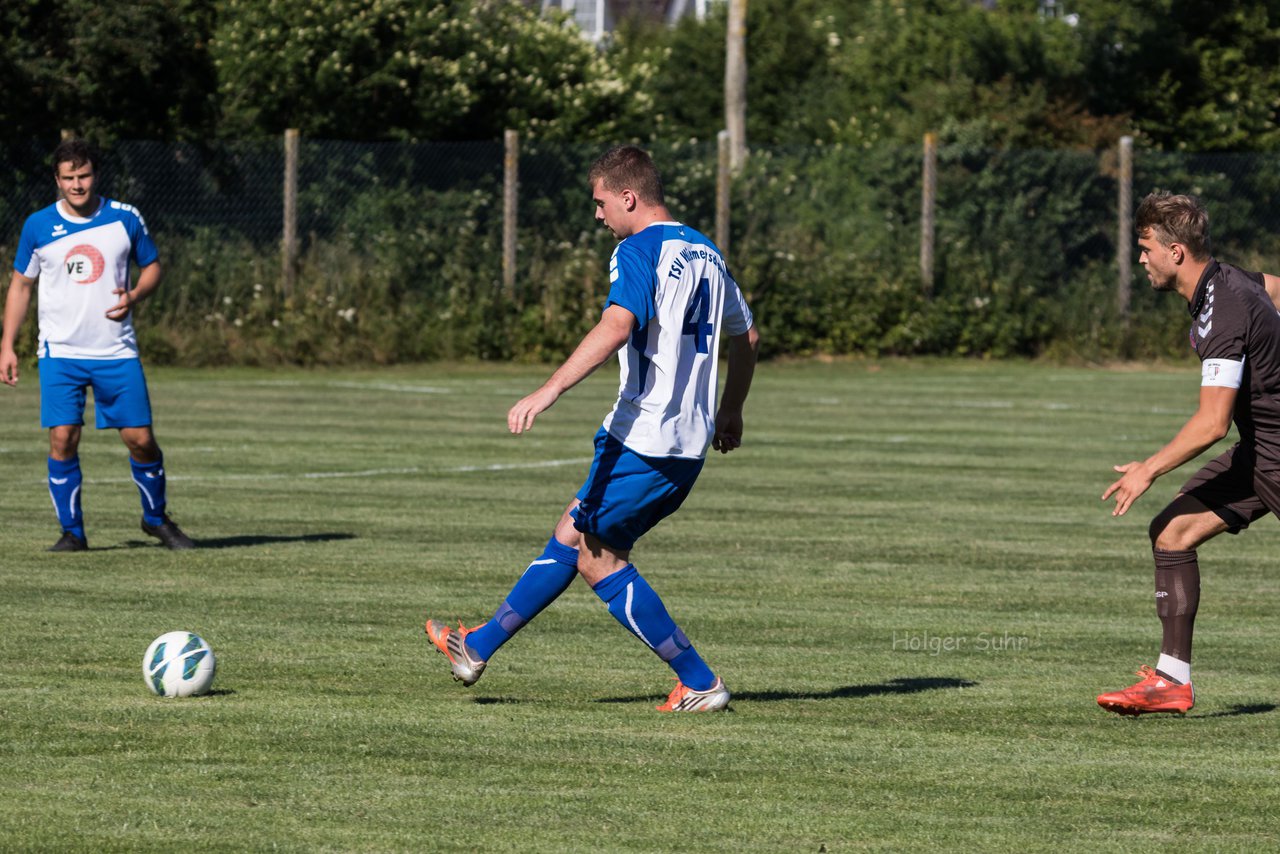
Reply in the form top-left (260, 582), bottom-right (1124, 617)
top-left (722, 274), bottom-right (754, 336)
top-left (13, 216), bottom-right (39, 275)
top-left (126, 208), bottom-right (159, 267)
top-left (605, 241), bottom-right (656, 327)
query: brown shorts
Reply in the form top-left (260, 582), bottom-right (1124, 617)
top-left (1180, 444), bottom-right (1280, 533)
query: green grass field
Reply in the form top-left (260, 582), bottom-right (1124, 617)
top-left (2, 360), bottom-right (1277, 851)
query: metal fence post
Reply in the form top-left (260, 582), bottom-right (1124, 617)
top-left (921, 132), bottom-right (937, 297)
top-left (503, 129), bottom-right (518, 300)
top-left (1117, 135), bottom-right (1134, 318)
top-left (716, 130), bottom-right (731, 258)
top-left (282, 128), bottom-right (299, 299)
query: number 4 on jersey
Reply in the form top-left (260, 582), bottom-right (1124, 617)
top-left (682, 277), bottom-right (714, 354)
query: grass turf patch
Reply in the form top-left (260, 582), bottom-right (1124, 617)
top-left (1, 360), bottom-right (1278, 851)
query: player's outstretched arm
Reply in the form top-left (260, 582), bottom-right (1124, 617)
top-left (712, 325), bottom-right (760, 453)
top-left (1102, 384), bottom-right (1235, 516)
top-left (106, 261), bottom-right (162, 321)
top-left (508, 304), bottom-right (635, 434)
top-left (1, 272), bottom-right (36, 387)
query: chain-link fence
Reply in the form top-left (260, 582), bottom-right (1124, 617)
top-left (3, 137), bottom-right (1280, 364)
top-left (0, 139), bottom-right (509, 251)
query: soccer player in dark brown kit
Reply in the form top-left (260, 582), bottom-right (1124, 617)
top-left (1098, 192), bottom-right (1280, 715)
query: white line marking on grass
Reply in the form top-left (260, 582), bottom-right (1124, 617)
top-left (446, 459), bottom-right (587, 473)
top-left (215, 380), bottom-right (453, 394)
top-left (79, 458), bottom-right (590, 485)
top-left (297, 466), bottom-right (426, 480)
top-left (326, 381), bottom-right (454, 395)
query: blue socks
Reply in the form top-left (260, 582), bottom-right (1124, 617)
top-left (462, 542), bottom-right (718, 694)
top-left (47, 456), bottom-right (85, 540)
top-left (48, 453), bottom-right (170, 539)
top-left (591, 564), bottom-right (716, 692)
top-left (465, 538), bottom-right (580, 661)
top-left (130, 454), bottom-right (167, 527)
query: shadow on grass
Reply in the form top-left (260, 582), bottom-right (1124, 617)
top-left (119, 533), bottom-right (357, 550)
top-left (724, 676), bottom-right (978, 703)
top-left (590, 676), bottom-right (978, 706)
top-left (1193, 703), bottom-right (1276, 719)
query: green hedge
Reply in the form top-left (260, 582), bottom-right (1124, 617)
top-left (8, 141), bottom-right (1280, 366)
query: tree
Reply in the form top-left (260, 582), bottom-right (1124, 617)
top-left (1072, 0), bottom-right (1280, 151)
top-left (212, 0), bottom-right (656, 141)
top-left (617, 0), bottom-right (1129, 150)
top-left (612, 0), bottom-right (834, 145)
top-left (0, 0), bottom-right (216, 147)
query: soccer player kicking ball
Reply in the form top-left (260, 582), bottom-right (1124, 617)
top-left (1099, 192), bottom-right (1280, 715)
top-left (0, 139), bottom-right (194, 552)
top-left (425, 145), bottom-right (759, 712)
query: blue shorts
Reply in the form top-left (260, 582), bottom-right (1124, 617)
top-left (573, 428), bottom-right (704, 551)
top-left (39, 357), bottom-right (153, 429)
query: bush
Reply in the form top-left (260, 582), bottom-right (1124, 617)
top-left (7, 139), bottom-right (1274, 369)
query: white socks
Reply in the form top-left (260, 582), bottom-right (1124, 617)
top-left (1156, 653), bottom-right (1191, 685)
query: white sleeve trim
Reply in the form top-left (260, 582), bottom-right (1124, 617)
top-left (1202, 357), bottom-right (1244, 389)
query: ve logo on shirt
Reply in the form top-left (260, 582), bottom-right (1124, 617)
top-left (64, 244), bottom-right (106, 286)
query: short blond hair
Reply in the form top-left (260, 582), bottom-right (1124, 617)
top-left (588, 145), bottom-right (664, 206)
top-left (1136, 192), bottom-right (1211, 260)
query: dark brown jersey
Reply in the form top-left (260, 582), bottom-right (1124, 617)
top-left (1189, 259), bottom-right (1280, 473)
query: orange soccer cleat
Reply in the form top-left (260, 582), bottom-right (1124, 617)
top-left (424, 619), bottom-right (487, 687)
top-left (1097, 665), bottom-right (1195, 716)
top-left (656, 677), bottom-right (730, 712)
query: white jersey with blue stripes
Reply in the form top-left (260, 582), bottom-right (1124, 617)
top-left (601, 221), bottom-right (753, 459)
top-left (13, 198), bottom-right (158, 359)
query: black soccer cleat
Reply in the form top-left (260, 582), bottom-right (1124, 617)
top-left (141, 515), bottom-right (196, 550)
top-left (48, 531), bottom-right (88, 552)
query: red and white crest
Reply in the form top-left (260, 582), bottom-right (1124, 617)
top-left (64, 244), bottom-right (106, 285)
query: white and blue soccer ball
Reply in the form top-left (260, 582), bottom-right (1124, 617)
top-left (143, 631), bottom-right (216, 697)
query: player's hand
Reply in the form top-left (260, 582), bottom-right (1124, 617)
top-left (1102, 461), bottom-right (1155, 517)
top-left (712, 410), bottom-right (744, 454)
top-left (508, 385), bottom-right (560, 434)
top-left (0, 350), bottom-right (18, 387)
top-left (105, 288), bottom-right (133, 321)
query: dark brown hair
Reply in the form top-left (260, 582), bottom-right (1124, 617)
top-left (51, 138), bottom-right (96, 174)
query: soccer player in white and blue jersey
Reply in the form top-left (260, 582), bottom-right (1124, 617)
top-left (1, 139), bottom-right (194, 551)
top-left (426, 145), bottom-right (759, 711)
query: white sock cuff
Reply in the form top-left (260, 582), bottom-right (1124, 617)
top-left (1156, 653), bottom-right (1191, 684)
